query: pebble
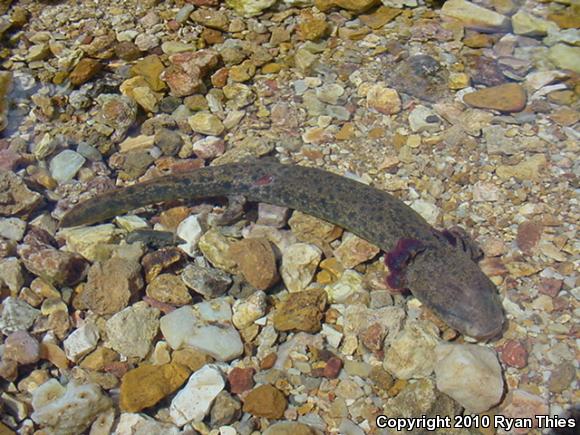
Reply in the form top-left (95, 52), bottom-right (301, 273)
top-left (0, 217), bottom-right (26, 240)
top-left (69, 58), bottom-right (102, 86)
top-left (547, 43), bottom-right (580, 73)
top-left (288, 211), bottom-right (342, 244)
top-left (326, 269), bottom-right (364, 303)
top-left (119, 362), bottom-right (190, 412)
top-left (499, 339), bottom-right (528, 368)
top-left (366, 83), bottom-right (401, 115)
top-left (463, 83), bottom-right (527, 113)
top-left (160, 304), bottom-right (243, 361)
top-left (78, 256), bottom-right (143, 315)
top-left (496, 154), bottom-right (547, 181)
top-left (384, 321), bottom-right (440, 379)
top-left (228, 367), bottom-right (255, 394)
top-left (0, 297), bottom-right (40, 335)
top-left (176, 214), bottom-right (204, 257)
top-left (0, 257), bottom-right (24, 294)
top-left (146, 273), bottom-right (192, 306)
top-left (115, 413), bottom-right (181, 435)
top-left (441, 0), bottom-right (510, 32)
top-left (435, 343), bottom-right (504, 413)
top-left (169, 365), bottom-right (225, 426)
top-left (263, 422), bottom-right (317, 435)
top-left (408, 105), bottom-right (442, 133)
top-left (257, 203), bottom-right (289, 228)
top-left (198, 228), bottom-right (238, 273)
top-left (232, 290), bottom-right (267, 329)
top-left (0, 171), bottom-right (42, 216)
top-left (60, 224), bottom-right (121, 261)
top-left (512, 10), bottom-right (558, 37)
top-left (242, 384), bottom-right (287, 419)
top-left (63, 323), bottom-right (99, 362)
top-left (280, 242), bottom-right (322, 293)
top-left (31, 380), bottom-right (112, 434)
top-left (228, 238), bottom-right (279, 290)
top-left (499, 389), bottom-right (548, 434)
top-left (141, 247), bottom-right (183, 282)
top-left (273, 288), bottom-right (327, 333)
top-left (548, 362), bottom-right (575, 393)
top-left (210, 391), bottom-right (242, 426)
top-left (191, 136), bottom-right (225, 159)
top-left (105, 302), bottom-right (160, 359)
top-left (4, 330), bottom-right (40, 365)
top-left (333, 232), bottom-right (379, 269)
top-left (188, 111), bottom-right (225, 136)
top-left (181, 263), bottom-right (232, 298)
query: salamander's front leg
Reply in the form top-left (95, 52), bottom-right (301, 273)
top-left (384, 238), bottom-right (426, 291)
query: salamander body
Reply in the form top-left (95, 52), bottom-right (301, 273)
top-left (61, 161), bottom-right (505, 340)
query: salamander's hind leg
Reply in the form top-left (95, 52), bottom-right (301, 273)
top-left (435, 226), bottom-right (483, 261)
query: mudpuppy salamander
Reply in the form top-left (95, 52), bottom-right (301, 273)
top-left (61, 161), bottom-right (505, 340)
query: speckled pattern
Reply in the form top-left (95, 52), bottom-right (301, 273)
top-left (62, 161), bottom-right (505, 339)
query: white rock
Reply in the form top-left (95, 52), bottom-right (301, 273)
top-left (219, 426), bottom-right (237, 435)
top-left (160, 305), bottom-right (243, 361)
top-left (105, 303), bottom-right (160, 359)
top-left (63, 323), bottom-right (100, 362)
top-left (49, 150), bottom-right (86, 183)
top-left (410, 199), bottom-right (440, 225)
top-left (114, 215), bottom-right (149, 232)
top-left (194, 297), bottom-right (232, 322)
top-left (408, 105), bottom-right (441, 133)
top-left (60, 224), bottom-right (121, 261)
top-left (384, 321), bottom-right (440, 379)
top-left (114, 413), bottom-right (182, 435)
top-left (321, 323), bottom-right (343, 348)
top-left (326, 270), bottom-right (364, 303)
top-left (0, 217), bottom-right (27, 240)
top-left (435, 343), bottom-right (504, 413)
top-left (177, 215), bottom-right (204, 257)
top-left (232, 290), bottom-right (267, 329)
top-left (280, 242), bottom-right (322, 293)
top-left (31, 380), bottom-right (111, 435)
top-left (0, 297), bottom-right (40, 334)
top-left (170, 365), bottom-right (225, 426)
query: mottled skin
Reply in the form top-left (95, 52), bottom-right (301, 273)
top-left (61, 161), bottom-right (505, 340)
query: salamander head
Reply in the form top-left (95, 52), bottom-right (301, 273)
top-left (394, 243), bottom-right (505, 340)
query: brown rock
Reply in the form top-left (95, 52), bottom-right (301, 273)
top-left (360, 322), bottom-right (386, 352)
top-left (463, 83), bottom-right (527, 113)
top-left (69, 58), bottom-right (102, 86)
top-left (516, 220), bottom-right (543, 255)
top-left (0, 357), bottom-right (17, 381)
top-left (315, 0), bottom-right (380, 13)
top-left (4, 331), bottom-right (40, 365)
top-left (146, 273), bottom-right (192, 305)
top-left (499, 389), bottom-right (548, 433)
top-left (0, 171), bottom-right (42, 216)
top-left (243, 384), bottom-right (287, 419)
top-left (39, 342), bottom-right (69, 369)
top-left (228, 238), bottom-right (279, 290)
top-left (120, 362), bottom-right (190, 412)
top-left (499, 340), bottom-right (528, 368)
top-left (359, 6), bottom-right (401, 29)
top-left (115, 41), bottom-right (142, 61)
top-left (548, 362), bottom-right (575, 393)
top-left (0, 421), bottom-right (16, 435)
top-left (539, 278), bottom-right (562, 297)
top-left (228, 367), bottom-right (255, 394)
top-left (18, 242), bottom-right (88, 287)
top-left (288, 211), bottom-right (343, 245)
top-left (273, 288), bottom-right (327, 333)
top-left (171, 348), bottom-right (213, 372)
top-left (334, 233), bottom-right (380, 268)
top-left (130, 54), bottom-right (166, 92)
top-left (323, 357), bottom-right (343, 379)
top-left (78, 257), bottom-right (143, 315)
top-left (260, 352), bottom-right (277, 370)
top-left (80, 347), bottom-right (119, 371)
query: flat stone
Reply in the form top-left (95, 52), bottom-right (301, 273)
top-left (146, 273), bottom-right (192, 306)
top-left (69, 58), bottom-right (102, 86)
top-left (188, 112), bottom-right (225, 136)
top-left (120, 362), bottom-right (190, 412)
top-left (63, 323), bottom-right (100, 362)
top-left (441, 0), bottom-right (510, 32)
top-left (280, 243), bottom-right (322, 293)
top-left (170, 365), bottom-right (225, 425)
top-left (0, 297), bottom-right (40, 335)
top-left (548, 43), bottom-right (580, 73)
top-left (463, 83), bottom-right (527, 113)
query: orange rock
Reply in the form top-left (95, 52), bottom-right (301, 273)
top-left (242, 384), bottom-right (287, 419)
top-left (120, 362), bottom-right (190, 412)
top-left (463, 83), bottom-right (527, 113)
